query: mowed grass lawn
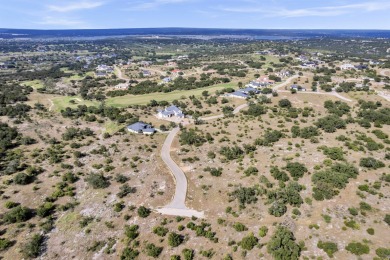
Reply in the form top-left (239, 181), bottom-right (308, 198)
top-left (52, 96), bottom-right (99, 112)
top-left (106, 82), bottom-right (237, 107)
top-left (21, 80), bottom-right (44, 89)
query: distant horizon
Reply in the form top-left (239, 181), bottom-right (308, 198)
top-left (2, 27), bottom-right (390, 31)
top-left (1, 1), bottom-right (390, 30)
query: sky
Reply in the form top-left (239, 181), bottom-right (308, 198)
top-left (0, 0), bottom-right (390, 30)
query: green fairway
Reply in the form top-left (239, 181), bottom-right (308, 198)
top-left (106, 82), bottom-right (236, 107)
top-left (22, 80), bottom-right (44, 89)
top-left (52, 96), bottom-right (99, 112)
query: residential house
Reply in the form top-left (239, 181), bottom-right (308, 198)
top-left (354, 65), bottom-right (368, 70)
top-left (127, 122), bottom-right (155, 135)
top-left (162, 77), bottom-right (172, 83)
top-left (340, 64), bottom-right (355, 70)
top-left (171, 69), bottom-right (182, 77)
top-left (290, 84), bottom-right (306, 92)
top-left (142, 70), bottom-right (152, 77)
top-left (276, 70), bottom-right (290, 78)
top-left (157, 105), bottom-right (185, 118)
top-left (227, 91), bottom-right (249, 99)
top-left (238, 87), bottom-right (260, 95)
top-left (139, 61), bottom-right (152, 67)
top-left (302, 62), bottom-right (317, 68)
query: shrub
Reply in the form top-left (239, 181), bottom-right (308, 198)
top-left (121, 247), bottom-right (139, 260)
top-left (359, 201), bottom-right (372, 211)
top-left (270, 166), bottom-right (289, 182)
top-left (182, 248), bottom-right (194, 260)
top-left (312, 163), bottom-right (358, 200)
top-left (240, 233), bottom-right (258, 250)
top-left (348, 207), bottom-right (359, 216)
top-left (179, 129), bottom-right (206, 147)
top-left (124, 225), bottom-right (139, 240)
top-left (286, 162), bottom-right (307, 179)
top-left (36, 202), bottom-right (56, 218)
top-left (258, 226), bottom-right (268, 237)
top-left (145, 243), bottom-right (163, 258)
top-left (21, 234), bottom-right (45, 258)
top-left (219, 146), bottom-right (244, 160)
top-left (359, 157), bottom-right (385, 169)
top-left (268, 201), bottom-right (287, 217)
top-left (345, 242), bottom-right (369, 255)
top-left (244, 166), bottom-right (258, 176)
top-left (384, 214), bottom-right (390, 226)
top-left (204, 167), bottom-right (222, 177)
top-left (14, 172), bottom-right (34, 185)
top-left (267, 226), bottom-right (301, 259)
top-left (3, 206), bottom-right (33, 223)
top-left (137, 206), bottom-right (151, 218)
top-left (317, 241), bottom-right (338, 258)
top-left (376, 247), bottom-right (390, 258)
top-left (0, 238), bottom-right (13, 251)
top-left (279, 99), bottom-right (292, 108)
top-left (117, 184), bottom-right (136, 198)
top-left (315, 115), bottom-right (346, 133)
top-left (366, 228), bottom-right (375, 235)
top-left (4, 201), bottom-right (19, 209)
top-left (153, 226), bottom-right (169, 237)
top-left (85, 173), bottom-right (110, 189)
top-left (233, 222), bottom-right (248, 232)
top-left (168, 232), bottom-right (184, 247)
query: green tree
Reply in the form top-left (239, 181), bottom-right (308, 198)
top-left (168, 232), bottom-right (184, 247)
top-left (267, 226), bottom-right (301, 260)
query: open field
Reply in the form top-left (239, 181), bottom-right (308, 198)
top-left (51, 95), bottom-right (100, 111)
top-left (106, 82), bottom-right (237, 107)
top-left (21, 79), bottom-right (44, 89)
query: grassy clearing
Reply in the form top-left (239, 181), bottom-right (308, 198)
top-left (104, 121), bottom-right (123, 134)
top-left (21, 80), bottom-right (44, 89)
top-left (56, 212), bottom-right (80, 232)
top-left (106, 82), bottom-right (237, 107)
top-left (52, 96), bottom-right (99, 112)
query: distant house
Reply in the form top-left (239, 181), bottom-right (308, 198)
top-left (227, 91), bottom-right (248, 99)
top-left (171, 69), bottom-right (182, 77)
top-left (246, 81), bottom-right (261, 88)
top-left (157, 105), bottom-right (185, 118)
top-left (162, 77), bottom-right (172, 83)
top-left (239, 87), bottom-right (260, 95)
top-left (96, 64), bottom-right (113, 77)
top-left (96, 71), bottom-right (107, 77)
top-left (340, 64), bottom-right (355, 70)
top-left (276, 70), bottom-right (290, 78)
top-left (139, 61), bottom-right (152, 67)
top-left (302, 62), bottom-right (317, 68)
top-left (246, 76), bottom-right (275, 88)
top-left (354, 65), bottom-right (368, 70)
top-left (127, 122), bottom-right (155, 135)
top-left (290, 84), bottom-right (306, 92)
top-left (142, 70), bottom-right (152, 77)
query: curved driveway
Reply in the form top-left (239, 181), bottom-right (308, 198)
top-left (157, 127), bottom-right (204, 218)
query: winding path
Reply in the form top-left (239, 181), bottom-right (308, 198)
top-left (157, 127), bottom-right (205, 218)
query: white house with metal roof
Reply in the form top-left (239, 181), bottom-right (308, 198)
top-left (157, 105), bottom-right (185, 119)
top-left (127, 122), bottom-right (155, 135)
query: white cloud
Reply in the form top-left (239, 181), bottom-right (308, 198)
top-left (221, 1), bottom-right (390, 18)
top-left (127, 0), bottom-right (191, 10)
top-left (37, 16), bottom-right (86, 27)
top-left (47, 1), bottom-right (104, 12)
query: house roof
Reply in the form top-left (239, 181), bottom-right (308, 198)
top-left (239, 87), bottom-right (259, 94)
top-left (165, 105), bottom-right (182, 113)
top-left (231, 91), bottom-right (248, 98)
top-left (127, 122), bottom-right (154, 132)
